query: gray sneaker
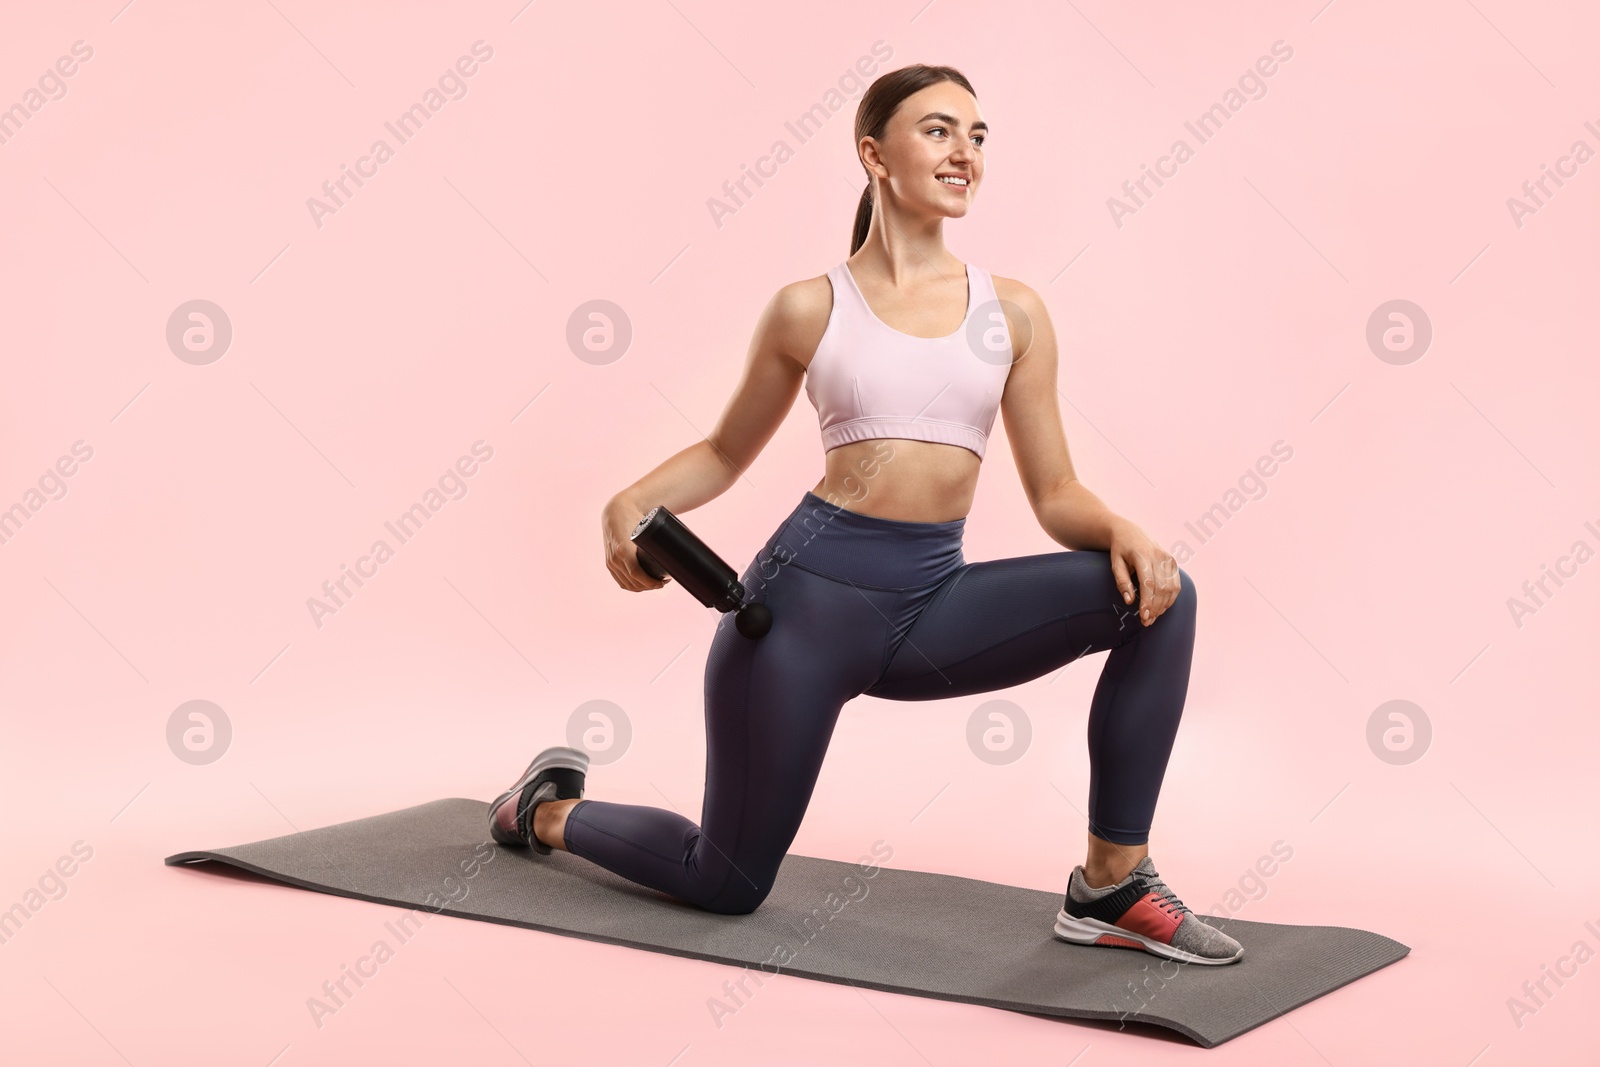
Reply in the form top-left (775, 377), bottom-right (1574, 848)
top-left (488, 746), bottom-right (589, 853)
top-left (1053, 855), bottom-right (1244, 965)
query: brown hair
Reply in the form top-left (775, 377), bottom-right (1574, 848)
top-left (851, 64), bottom-right (978, 255)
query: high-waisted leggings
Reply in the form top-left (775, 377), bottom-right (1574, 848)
top-left (563, 490), bottom-right (1197, 915)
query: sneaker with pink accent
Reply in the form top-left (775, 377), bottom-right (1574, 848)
top-left (488, 746), bottom-right (588, 854)
top-left (1053, 855), bottom-right (1243, 965)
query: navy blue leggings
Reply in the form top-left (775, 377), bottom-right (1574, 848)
top-left (563, 490), bottom-right (1197, 914)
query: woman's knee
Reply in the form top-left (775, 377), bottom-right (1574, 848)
top-left (695, 877), bottom-right (775, 916)
top-left (1165, 566), bottom-right (1197, 622)
top-left (1176, 565), bottom-right (1196, 604)
top-left (1118, 558), bottom-right (1195, 613)
top-left (676, 847), bottom-right (783, 915)
top-left (1133, 562), bottom-right (1194, 621)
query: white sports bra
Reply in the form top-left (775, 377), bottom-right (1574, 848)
top-left (804, 260), bottom-right (1014, 459)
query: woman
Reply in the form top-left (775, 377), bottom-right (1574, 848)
top-left (490, 65), bottom-right (1242, 966)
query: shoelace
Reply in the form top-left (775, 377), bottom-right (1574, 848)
top-left (1138, 874), bottom-right (1193, 919)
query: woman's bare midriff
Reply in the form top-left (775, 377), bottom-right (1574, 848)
top-left (809, 438), bottom-right (980, 523)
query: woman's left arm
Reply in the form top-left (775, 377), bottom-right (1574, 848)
top-left (994, 278), bottom-right (1182, 627)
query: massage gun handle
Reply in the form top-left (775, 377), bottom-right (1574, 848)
top-left (630, 505), bottom-right (745, 613)
top-left (636, 550), bottom-right (668, 581)
top-left (631, 507), bottom-right (773, 639)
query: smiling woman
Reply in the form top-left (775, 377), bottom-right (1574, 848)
top-left (849, 82), bottom-right (989, 257)
top-left (492, 62), bottom-right (1243, 969)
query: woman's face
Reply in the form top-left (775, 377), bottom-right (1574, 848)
top-left (865, 82), bottom-right (986, 219)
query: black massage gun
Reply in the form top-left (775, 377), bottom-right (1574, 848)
top-left (630, 505), bottom-right (773, 639)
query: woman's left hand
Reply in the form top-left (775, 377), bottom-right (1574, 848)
top-left (1107, 518), bottom-right (1182, 626)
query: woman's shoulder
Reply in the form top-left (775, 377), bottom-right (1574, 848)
top-left (775, 264), bottom-right (837, 307)
top-left (986, 268), bottom-right (1039, 304)
top-left (759, 267), bottom-right (838, 372)
top-left (982, 270), bottom-right (1049, 360)
top-left (768, 266), bottom-right (836, 324)
top-left (989, 269), bottom-right (1053, 325)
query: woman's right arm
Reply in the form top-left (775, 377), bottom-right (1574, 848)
top-left (602, 281), bottom-right (815, 591)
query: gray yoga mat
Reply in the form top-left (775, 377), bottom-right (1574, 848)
top-left (165, 798), bottom-right (1408, 1048)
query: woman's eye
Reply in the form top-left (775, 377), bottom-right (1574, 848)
top-left (929, 126), bottom-right (984, 147)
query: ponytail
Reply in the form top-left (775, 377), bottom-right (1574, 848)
top-left (850, 183), bottom-right (874, 256)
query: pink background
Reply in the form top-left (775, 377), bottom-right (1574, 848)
top-left (3, 0), bottom-right (1596, 1062)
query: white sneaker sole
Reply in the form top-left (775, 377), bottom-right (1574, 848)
top-left (1052, 909), bottom-right (1243, 966)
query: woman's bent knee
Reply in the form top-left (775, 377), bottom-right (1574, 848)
top-left (696, 880), bottom-right (773, 916)
top-left (1162, 566), bottom-right (1196, 620)
top-left (1176, 566), bottom-right (1196, 607)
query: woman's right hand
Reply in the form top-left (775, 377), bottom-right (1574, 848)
top-left (602, 497), bottom-right (670, 592)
